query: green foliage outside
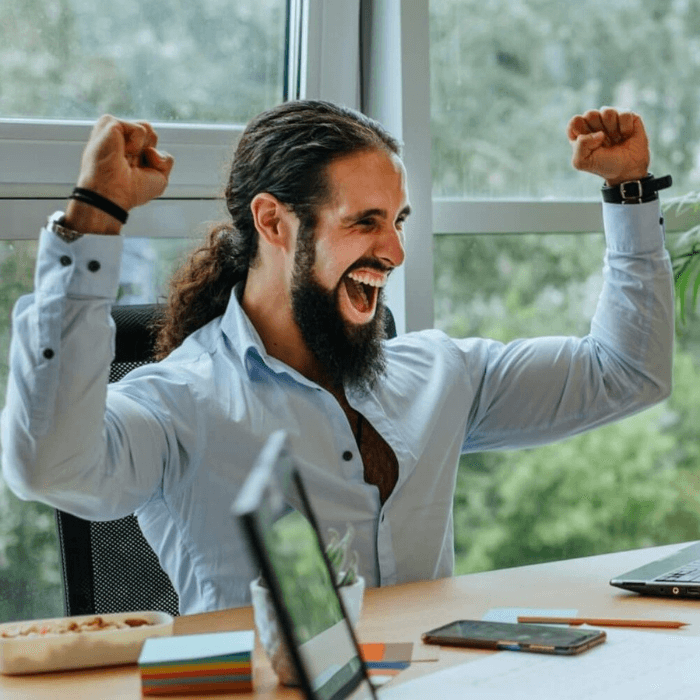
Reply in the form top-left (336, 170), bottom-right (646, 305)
top-left (430, 0), bottom-right (700, 198)
top-left (0, 0), bottom-right (285, 123)
top-left (0, 241), bottom-right (64, 622)
top-left (428, 0), bottom-right (700, 574)
top-left (434, 231), bottom-right (700, 575)
top-left (668, 194), bottom-right (700, 326)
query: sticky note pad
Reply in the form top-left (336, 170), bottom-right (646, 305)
top-left (359, 642), bottom-right (412, 683)
top-left (139, 630), bottom-right (254, 696)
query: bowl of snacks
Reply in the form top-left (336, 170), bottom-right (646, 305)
top-left (0, 611), bottom-right (173, 675)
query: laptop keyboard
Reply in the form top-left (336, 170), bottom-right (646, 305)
top-left (654, 559), bottom-right (700, 582)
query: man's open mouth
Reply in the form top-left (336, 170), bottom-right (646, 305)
top-left (340, 268), bottom-right (387, 324)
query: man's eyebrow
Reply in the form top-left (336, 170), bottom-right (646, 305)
top-left (341, 205), bottom-right (412, 224)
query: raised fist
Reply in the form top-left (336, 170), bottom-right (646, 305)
top-left (567, 108), bottom-right (649, 186)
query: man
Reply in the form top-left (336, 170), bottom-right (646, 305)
top-left (1, 101), bottom-right (673, 614)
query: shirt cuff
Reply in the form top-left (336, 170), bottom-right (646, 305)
top-left (35, 224), bottom-right (124, 298)
top-left (602, 200), bottom-right (665, 254)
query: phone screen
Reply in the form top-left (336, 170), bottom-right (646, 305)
top-left (422, 620), bottom-right (606, 655)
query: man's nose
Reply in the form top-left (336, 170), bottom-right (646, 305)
top-left (375, 224), bottom-right (405, 268)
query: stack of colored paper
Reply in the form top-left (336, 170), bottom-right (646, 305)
top-left (138, 630), bottom-right (254, 695)
top-left (360, 643), bottom-right (412, 682)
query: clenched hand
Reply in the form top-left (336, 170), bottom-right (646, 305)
top-left (567, 107), bottom-right (649, 187)
top-left (65, 115), bottom-right (174, 234)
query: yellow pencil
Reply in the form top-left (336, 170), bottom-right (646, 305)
top-left (517, 616), bottom-right (688, 629)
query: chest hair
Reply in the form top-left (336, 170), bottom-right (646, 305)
top-left (334, 390), bottom-right (399, 504)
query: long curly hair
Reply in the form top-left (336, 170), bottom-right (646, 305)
top-left (153, 100), bottom-right (400, 360)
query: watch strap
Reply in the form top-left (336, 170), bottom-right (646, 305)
top-left (601, 173), bottom-right (672, 204)
top-left (47, 211), bottom-right (84, 243)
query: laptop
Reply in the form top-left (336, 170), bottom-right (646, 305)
top-left (233, 430), bottom-right (379, 700)
top-left (610, 541), bottom-right (700, 597)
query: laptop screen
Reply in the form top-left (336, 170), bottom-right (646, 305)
top-left (234, 431), bottom-right (376, 700)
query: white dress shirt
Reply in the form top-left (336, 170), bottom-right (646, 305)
top-left (1, 201), bottom-right (673, 614)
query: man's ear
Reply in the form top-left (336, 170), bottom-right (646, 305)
top-left (250, 192), bottom-right (295, 251)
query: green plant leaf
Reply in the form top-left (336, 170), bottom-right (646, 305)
top-left (676, 264), bottom-right (693, 325)
top-left (693, 266), bottom-right (700, 311)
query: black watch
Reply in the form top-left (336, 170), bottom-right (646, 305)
top-left (601, 173), bottom-right (672, 204)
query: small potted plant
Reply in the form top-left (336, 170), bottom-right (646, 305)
top-left (249, 524), bottom-right (365, 686)
top-left (324, 526), bottom-right (364, 620)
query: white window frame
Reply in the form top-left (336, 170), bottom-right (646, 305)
top-left (0, 1), bottom-right (690, 331)
top-left (311, 1), bottom-right (690, 334)
top-left (0, 0), bottom-right (355, 243)
top-left (0, 0), bottom-right (286, 242)
top-left (0, 119), bottom-right (242, 240)
top-left (360, 0), bottom-right (434, 335)
top-left (364, 2), bottom-right (693, 332)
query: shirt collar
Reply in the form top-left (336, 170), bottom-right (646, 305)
top-left (220, 282), bottom-right (321, 389)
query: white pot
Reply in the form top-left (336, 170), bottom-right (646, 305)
top-left (250, 575), bottom-right (365, 686)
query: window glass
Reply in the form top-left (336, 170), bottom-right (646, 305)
top-left (0, 241), bottom-right (64, 622)
top-left (1, 0), bottom-right (288, 622)
top-left (1, 0), bottom-right (286, 123)
top-left (430, 0), bottom-right (700, 199)
top-left (433, 231), bottom-right (700, 573)
top-left (117, 238), bottom-right (196, 303)
top-left (0, 235), bottom-right (199, 623)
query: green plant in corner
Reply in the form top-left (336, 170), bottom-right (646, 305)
top-left (666, 193), bottom-right (700, 326)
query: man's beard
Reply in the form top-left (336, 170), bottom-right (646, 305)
top-left (291, 223), bottom-right (388, 393)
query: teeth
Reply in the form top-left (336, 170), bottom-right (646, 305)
top-left (347, 270), bottom-right (386, 287)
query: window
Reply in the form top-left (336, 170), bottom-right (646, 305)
top-left (1, 0), bottom-right (285, 124)
top-left (0, 0), bottom-right (289, 622)
top-left (430, 0), bottom-right (700, 199)
top-left (0, 239), bottom-right (64, 622)
top-left (0, 0), bottom-right (287, 236)
top-left (429, 0), bottom-right (700, 573)
top-left (3, 0), bottom-right (699, 622)
top-left (435, 231), bottom-right (700, 574)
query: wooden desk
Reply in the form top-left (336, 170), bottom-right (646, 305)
top-left (3, 542), bottom-right (699, 699)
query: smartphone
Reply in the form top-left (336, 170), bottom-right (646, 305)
top-left (421, 619), bottom-right (606, 655)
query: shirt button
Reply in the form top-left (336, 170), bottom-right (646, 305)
top-left (87, 260), bottom-right (101, 272)
top-left (59, 255), bottom-right (72, 266)
top-left (43, 348), bottom-right (55, 360)
top-left (342, 450), bottom-right (353, 461)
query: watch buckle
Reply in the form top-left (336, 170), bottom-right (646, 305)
top-left (619, 180), bottom-right (643, 204)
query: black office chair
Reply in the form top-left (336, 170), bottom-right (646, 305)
top-left (55, 302), bottom-right (398, 617)
top-left (55, 303), bottom-right (180, 617)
